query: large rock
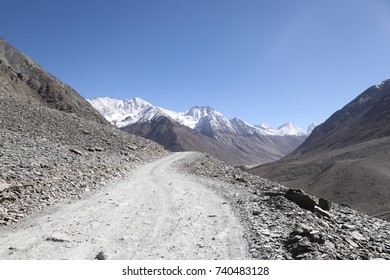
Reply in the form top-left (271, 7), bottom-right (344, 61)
top-left (284, 189), bottom-right (317, 212)
top-left (0, 181), bottom-right (10, 192)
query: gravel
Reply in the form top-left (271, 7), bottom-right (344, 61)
top-left (185, 153), bottom-right (390, 260)
top-left (0, 93), bottom-right (167, 226)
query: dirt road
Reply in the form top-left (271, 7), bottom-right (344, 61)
top-left (0, 152), bottom-right (248, 260)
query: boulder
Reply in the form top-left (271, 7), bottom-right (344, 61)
top-left (69, 148), bottom-right (83, 155)
top-left (95, 251), bottom-right (107, 260)
top-left (285, 189), bottom-right (317, 212)
top-left (319, 198), bottom-right (331, 211)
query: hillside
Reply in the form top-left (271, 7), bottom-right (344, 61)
top-left (0, 39), bottom-right (166, 225)
top-left (250, 79), bottom-right (390, 221)
top-left (0, 37), bottom-right (108, 124)
top-left (289, 79), bottom-right (390, 157)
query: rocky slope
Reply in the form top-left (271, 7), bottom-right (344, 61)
top-left (0, 37), bottom-right (108, 124)
top-left (0, 38), bottom-right (167, 226)
top-left (289, 79), bottom-right (390, 157)
top-left (250, 79), bottom-right (390, 221)
top-left (186, 154), bottom-right (390, 260)
top-left (0, 91), bottom-right (166, 226)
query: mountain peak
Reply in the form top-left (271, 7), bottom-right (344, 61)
top-left (375, 78), bottom-right (390, 89)
top-left (307, 122), bottom-right (319, 134)
top-left (277, 122), bottom-right (307, 137)
top-left (186, 105), bottom-right (217, 118)
top-left (89, 97), bottom-right (309, 137)
top-left (88, 97), bottom-right (154, 127)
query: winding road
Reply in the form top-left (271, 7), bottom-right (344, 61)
top-left (0, 152), bottom-right (248, 260)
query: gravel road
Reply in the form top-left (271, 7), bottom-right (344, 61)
top-left (0, 152), bottom-right (248, 260)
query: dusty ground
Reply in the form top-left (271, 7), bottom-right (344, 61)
top-left (0, 153), bottom-right (248, 260)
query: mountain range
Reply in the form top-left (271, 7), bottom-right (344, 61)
top-left (89, 97), bottom-right (315, 166)
top-left (250, 78), bottom-right (390, 221)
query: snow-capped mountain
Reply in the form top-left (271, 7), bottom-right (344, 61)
top-left (88, 97), bottom-right (312, 166)
top-left (88, 97), bottom-right (154, 127)
top-left (88, 97), bottom-right (310, 137)
top-left (306, 122), bottom-right (318, 134)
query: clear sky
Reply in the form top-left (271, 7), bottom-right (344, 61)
top-left (1, 0), bottom-right (390, 129)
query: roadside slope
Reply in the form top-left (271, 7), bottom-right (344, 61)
top-left (0, 153), bottom-right (248, 260)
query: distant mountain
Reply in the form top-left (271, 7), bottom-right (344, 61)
top-left (288, 79), bottom-right (390, 157)
top-left (0, 37), bottom-right (108, 124)
top-left (89, 97), bottom-right (311, 136)
top-left (89, 97), bottom-right (311, 166)
top-left (250, 78), bottom-right (390, 221)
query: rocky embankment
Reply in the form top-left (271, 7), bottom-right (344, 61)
top-left (0, 93), bottom-right (167, 225)
top-left (185, 154), bottom-right (390, 260)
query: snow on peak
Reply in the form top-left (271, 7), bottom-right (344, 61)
top-left (277, 122), bottom-right (307, 136)
top-left (89, 97), bottom-right (310, 137)
top-left (254, 122), bottom-right (309, 136)
top-left (185, 106), bottom-right (234, 132)
top-left (375, 79), bottom-right (390, 89)
top-left (307, 122), bottom-right (319, 134)
top-left (258, 123), bottom-right (272, 130)
top-left (87, 97), bottom-right (154, 127)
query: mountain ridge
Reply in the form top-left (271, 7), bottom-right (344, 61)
top-left (89, 97), bottom-right (313, 166)
top-left (287, 78), bottom-right (390, 158)
top-left (250, 78), bottom-right (390, 221)
top-left (88, 96), bottom-right (314, 136)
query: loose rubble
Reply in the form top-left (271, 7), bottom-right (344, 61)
top-left (0, 93), bottom-right (167, 226)
top-left (185, 154), bottom-right (390, 260)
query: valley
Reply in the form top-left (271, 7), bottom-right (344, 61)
top-left (1, 36), bottom-right (390, 260)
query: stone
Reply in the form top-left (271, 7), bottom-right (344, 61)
top-left (69, 148), bottom-right (83, 155)
top-left (294, 223), bottom-right (312, 234)
top-left (0, 192), bottom-right (18, 202)
top-left (346, 238), bottom-right (359, 248)
top-left (46, 232), bottom-right (71, 242)
top-left (0, 181), bottom-right (10, 192)
top-left (314, 206), bottom-right (333, 219)
top-left (252, 210), bottom-right (261, 216)
top-left (95, 251), bottom-right (107, 260)
top-left (285, 189), bottom-right (317, 212)
top-left (350, 231), bottom-right (366, 241)
top-left (234, 175), bottom-right (247, 183)
top-left (318, 198), bottom-right (331, 211)
top-left (128, 145), bottom-right (137, 151)
top-left (342, 224), bottom-right (356, 230)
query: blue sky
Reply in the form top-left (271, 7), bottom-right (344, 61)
top-left (1, 0), bottom-right (390, 129)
